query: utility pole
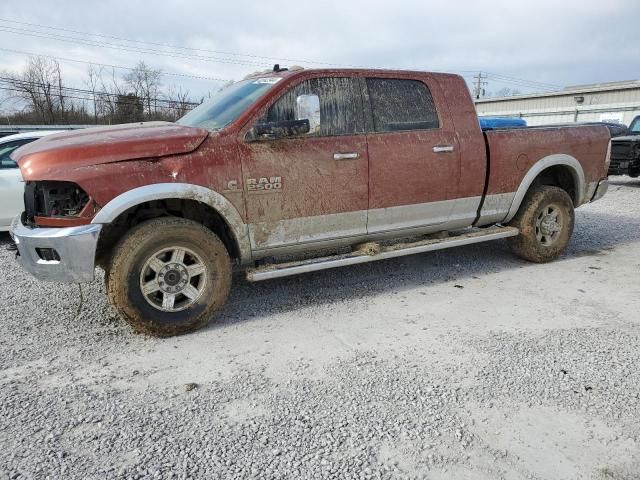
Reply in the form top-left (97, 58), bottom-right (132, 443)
top-left (473, 72), bottom-right (488, 99)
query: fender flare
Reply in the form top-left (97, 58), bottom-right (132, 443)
top-left (503, 154), bottom-right (586, 223)
top-left (91, 183), bottom-right (252, 264)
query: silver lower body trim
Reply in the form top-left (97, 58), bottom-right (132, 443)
top-left (476, 192), bottom-right (516, 225)
top-left (250, 194), bottom-right (515, 258)
top-left (590, 178), bottom-right (608, 202)
top-left (10, 216), bottom-right (102, 283)
top-left (249, 210), bottom-right (367, 250)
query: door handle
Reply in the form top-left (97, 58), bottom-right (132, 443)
top-left (333, 152), bottom-right (360, 160)
top-left (432, 145), bottom-right (454, 153)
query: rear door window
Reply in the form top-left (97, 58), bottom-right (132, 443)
top-left (261, 77), bottom-right (364, 137)
top-left (365, 78), bottom-right (439, 132)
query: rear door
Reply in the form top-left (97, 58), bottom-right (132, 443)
top-left (238, 76), bottom-right (369, 253)
top-left (364, 76), bottom-right (462, 234)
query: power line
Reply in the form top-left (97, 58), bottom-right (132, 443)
top-left (0, 80), bottom-right (198, 111)
top-left (483, 71), bottom-right (562, 90)
top-left (469, 72), bottom-right (562, 96)
top-left (473, 72), bottom-right (488, 99)
top-left (0, 47), bottom-right (231, 83)
top-left (0, 18), bottom-right (566, 96)
top-left (0, 76), bottom-right (200, 106)
top-left (0, 25), bottom-right (275, 68)
top-left (0, 17), bottom-right (353, 68)
top-left (0, 86), bottom-right (193, 111)
top-left (0, 76), bottom-right (186, 103)
top-left (484, 76), bottom-right (558, 92)
top-left (0, 17), bottom-right (563, 93)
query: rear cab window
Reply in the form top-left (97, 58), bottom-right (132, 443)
top-left (365, 78), bottom-right (439, 132)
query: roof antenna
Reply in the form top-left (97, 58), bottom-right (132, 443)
top-left (273, 64), bottom-right (288, 72)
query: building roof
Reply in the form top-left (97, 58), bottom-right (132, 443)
top-left (476, 80), bottom-right (640, 103)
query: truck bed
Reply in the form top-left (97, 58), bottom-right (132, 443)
top-left (483, 123), bottom-right (611, 200)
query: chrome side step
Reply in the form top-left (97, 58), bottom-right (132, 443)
top-left (246, 226), bottom-right (519, 282)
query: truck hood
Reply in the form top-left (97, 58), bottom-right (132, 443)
top-left (14, 121), bottom-right (209, 178)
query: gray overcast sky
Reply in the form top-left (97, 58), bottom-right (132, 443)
top-left (0, 0), bottom-right (639, 100)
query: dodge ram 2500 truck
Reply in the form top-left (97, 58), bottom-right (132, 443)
top-left (10, 67), bottom-right (612, 336)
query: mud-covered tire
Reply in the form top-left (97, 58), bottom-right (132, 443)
top-left (106, 217), bottom-right (231, 337)
top-left (507, 185), bottom-right (574, 263)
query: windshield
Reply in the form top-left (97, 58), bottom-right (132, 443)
top-left (177, 77), bottom-right (281, 130)
top-left (630, 117), bottom-right (640, 134)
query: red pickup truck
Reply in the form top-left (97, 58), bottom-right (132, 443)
top-left (10, 67), bottom-right (611, 336)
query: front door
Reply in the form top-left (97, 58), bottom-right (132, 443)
top-left (364, 76), bottom-right (462, 234)
top-left (238, 76), bottom-right (368, 254)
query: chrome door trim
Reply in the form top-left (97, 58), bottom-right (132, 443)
top-left (432, 145), bottom-right (454, 153)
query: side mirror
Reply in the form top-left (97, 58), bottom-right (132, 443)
top-left (251, 119), bottom-right (310, 140)
top-left (296, 94), bottom-right (320, 134)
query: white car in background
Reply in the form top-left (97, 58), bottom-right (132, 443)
top-left (0, 131), bottom-right (64, 231)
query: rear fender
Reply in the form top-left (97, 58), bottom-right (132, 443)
top-left (504, 154), bottom-right (585, 223)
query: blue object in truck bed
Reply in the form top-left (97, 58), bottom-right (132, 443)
top-left (480, 117), bottom-right (527, 130)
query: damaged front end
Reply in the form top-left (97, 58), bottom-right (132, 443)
top-left (10, 214), bottom-right (102, 283)
top-left (11, 181), bottom-right (101, 283)
top-left (23, 181), bottom-right (96, 228)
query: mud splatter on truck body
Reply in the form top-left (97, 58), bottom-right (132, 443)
top-left (10, 67), bottom-right (612, 336)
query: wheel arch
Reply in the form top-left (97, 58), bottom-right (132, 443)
top-left (504, 154), bottom-right (585, 223)
top-left (92, 183), bottom-right (251, 265)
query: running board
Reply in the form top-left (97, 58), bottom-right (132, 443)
top-left (246, 225), bottom-right (519, 282)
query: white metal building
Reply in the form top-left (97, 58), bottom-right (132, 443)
top-left (474, 80), bottom-right (640, 126)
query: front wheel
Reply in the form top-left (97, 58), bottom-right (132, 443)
top-left (106, 218), bottom-right (232, 336)
top-left (507, 185), bottom-right (575, 263)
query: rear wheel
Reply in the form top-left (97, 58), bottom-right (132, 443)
top-left (107, 217), bottom-right (231, 336)
top-left (507, 185), bottom-right (574, 263)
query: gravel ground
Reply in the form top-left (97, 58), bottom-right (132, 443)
top-left (1, 177), bottom-right (639, 480)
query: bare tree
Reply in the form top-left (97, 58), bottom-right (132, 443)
top-left (2, 57), bottom-right (198, 125)
top-left (164, 84), bottom-right (193, 120)
top-left (55, 61), bottom-right (66, 121)
top-left (97, 67), bottom-right (126, 124)
top-left (124, 62), bottom-right (162, 119)
top-left (85, 65), bottom-right (101, 124)
top-left (3, 56), bottom-right (69, 124)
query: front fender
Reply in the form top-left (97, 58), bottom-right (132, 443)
top-left (92, 183), bottom-right (251, 264)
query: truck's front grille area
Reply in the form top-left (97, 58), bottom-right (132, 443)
top-left (24, 181), bottom-right (90, 225)
top-left (608, 140), bottom-right (640, 176)
top-left (611, 141), bottom-right (634, 160)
